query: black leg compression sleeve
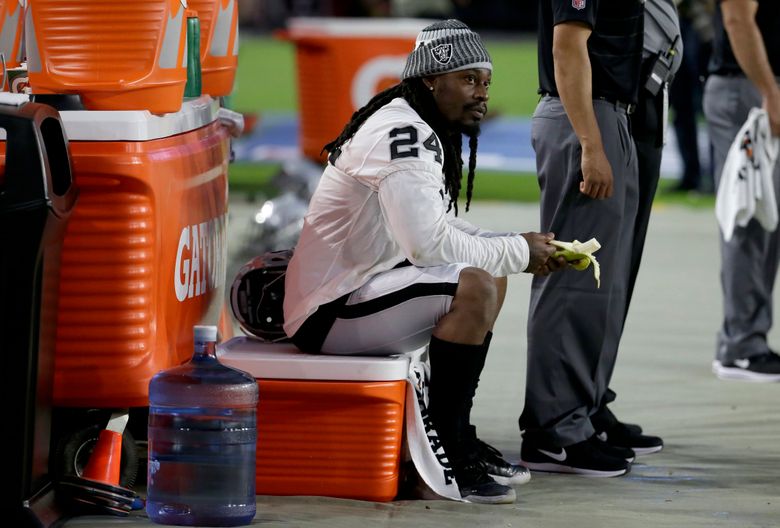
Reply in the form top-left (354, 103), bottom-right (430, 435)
top-left (427, 334), bottom-right (491, 459)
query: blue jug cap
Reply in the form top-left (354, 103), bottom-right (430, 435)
top-left (193, 325), bottom-right (218, 342)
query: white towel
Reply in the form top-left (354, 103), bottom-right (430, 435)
top-left (716, 108), bottom-right (780, 241)
top-left (403, 355), bottom-right (464, 502)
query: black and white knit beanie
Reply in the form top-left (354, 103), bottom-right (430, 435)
top-left (401, 19), bottom-right (492, 80)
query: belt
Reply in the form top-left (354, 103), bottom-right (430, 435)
top-left (595, 96), bottom-right (636, 115)
top-left (540, 92), bottom-right (636, 115)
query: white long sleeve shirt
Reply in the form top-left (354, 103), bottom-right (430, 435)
top-left (283, 98), bottom-right (530, 336)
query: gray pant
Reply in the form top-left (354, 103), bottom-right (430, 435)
top-left (704, 75), bottom-right (780, 363)
top-left (520, 97), bottom-right (639, 446)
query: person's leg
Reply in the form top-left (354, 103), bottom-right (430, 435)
top-left (317, 264), bottom-right (517, 502)
top-left (594, 88), bottom-right (665, 455)
top-left (626, 88), bottom-right (664, 317)
top-left (590, 103), bottom-right (639, 451)
top-left (669, 17), bottom-right (703, 191)
top-left (519, 98), bottom-right (635, 477)
top-left (431, 267), bottom-right (499, 344)
top-left (456, 276), bottom-right (531, 485)
top-left (591, 390), bottom-right (663, 455)
top-left (319, 265), bottom-right (494, 354)
top-left (417, 269), bottom-right (524, 499)
top-left (705, 75), bottom-right (780, 381)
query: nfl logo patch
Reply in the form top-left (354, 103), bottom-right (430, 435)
top-left (572, 0), bottom-right (585, 9)
top-left (430, 43), bottom-right (453, 65)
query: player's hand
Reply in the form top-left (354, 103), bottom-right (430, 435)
top-left (580, 144), bottom-right (613, 199)
top-left (533, 254), bottom-right (568, 276)
top-left (521, 232), bottom-right (566, 276)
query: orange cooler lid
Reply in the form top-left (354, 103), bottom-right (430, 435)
top-left (217, 336), bottom-right (416, 381)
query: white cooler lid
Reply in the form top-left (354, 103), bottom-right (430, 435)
top-left (0, 95), bottom-right (219, 141)
top-left (287, 17), bottom-right (437, 38)
top-left (60, 96), bottom-right (219, 141)
top-left (217, 336), bottom-right (417, 381)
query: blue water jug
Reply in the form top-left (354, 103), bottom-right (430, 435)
top-left (147, 325), bottom-right (258, 526)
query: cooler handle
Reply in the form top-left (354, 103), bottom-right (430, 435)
top-left (0, 102), bottom-right (76, 217)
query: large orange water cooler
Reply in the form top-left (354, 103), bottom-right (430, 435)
top-left (14, 95), bottom-right (235, 493)
top-left (51, 96), bottom-right (231, 410)
top-left (0, 0), bottom-right (240, 503)
top-left (283, 17), bottom-right (433, 163)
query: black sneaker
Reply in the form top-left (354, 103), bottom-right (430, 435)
top-left (596, 421), bottom-right (663, 455)
top-left (520, 438), bottom-right (630, 477)
top-left (620, 421), bottom-right (643, 435)
top-left (591, 405), bottom-right (643, 435)
top-left (590, 435), bottom-right (635, 462)
top-left (474, 438), bottom-right (531, 486)
top-left (454, 457), bottom-right (516, 504)
top-left (712, 351), bottom-right (780, 382)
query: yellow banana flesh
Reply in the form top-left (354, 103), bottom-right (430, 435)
top-left (550, 238), bottom-right (601, 288)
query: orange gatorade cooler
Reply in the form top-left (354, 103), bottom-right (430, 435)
top-left (47, 96), bottom-right (230, 408)
top-left (283, 17), bottom-right (433, 162)
top-left (26, 0), bottom-right (188, 113)
top-left (218, 336), bottom-right (410, 502)
top-left (189, 0), bottom-right (239, 96)
top-left (0, 0), bottom-right (25, 70)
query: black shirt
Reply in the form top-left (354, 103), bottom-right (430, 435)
top-left (709, 0), bottom-right (780, 77)
top-left (537, 0), bottom-right (645, 105)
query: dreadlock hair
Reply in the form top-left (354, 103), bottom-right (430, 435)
top-left (322, 78), bottom-right (480, 215)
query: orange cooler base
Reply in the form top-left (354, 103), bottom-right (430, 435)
top-left (255, 378), bottom-right (406, 501)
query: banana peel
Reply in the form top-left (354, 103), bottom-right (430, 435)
top-left (550, 238), bottom-right (601, 288)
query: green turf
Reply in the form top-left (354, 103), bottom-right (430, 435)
top-left (227, 162), bottom-right (280, 198)
top-left (232, 36), bottom-right (297, 112)
top-left (228, 162), bottom-right (715, 207)
top-left (472, 170), bottom-right (540, 202)
top-left (228, 162), bottom-right (541, 202)
top-left (484, 38), bottom-right (541, 117)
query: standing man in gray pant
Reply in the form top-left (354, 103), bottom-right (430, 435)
top-left (706, 0), bottom-right (780, 381)
top-left (591, 0), bottom-right (681, 456)
top-left (518, 0), bottom-right (646, 477)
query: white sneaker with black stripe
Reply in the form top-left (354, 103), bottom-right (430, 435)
top-left (713, 351), bottom-right (780, 382)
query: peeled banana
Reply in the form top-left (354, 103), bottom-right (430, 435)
top-left (550, 238), bottom-right (601, 288)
